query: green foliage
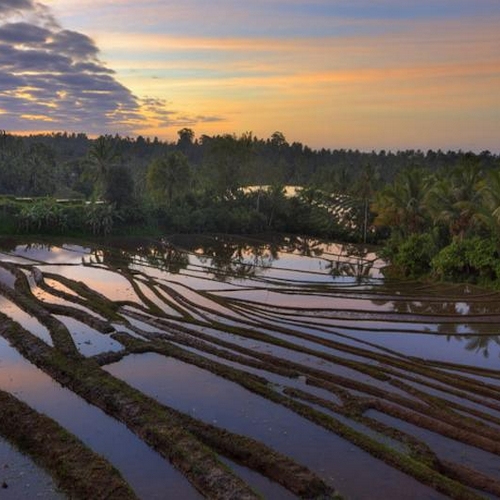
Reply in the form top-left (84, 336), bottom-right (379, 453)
top-left (84, 203), bottom-right (117, 236)
top-left (372, 167), bottom-right (431, 237)
top-left (146, 152), bottom-right (191, 206)
top-left (17, 199), bottom-right (68, 233)
top-left (431, 237), bottom-right (500, 282)
top-left (103, 165), bottom-right (135, 209)
top-left (2, 130), bottom-right (500, 291)
top-left (391, 233), bottom-right (438, 278)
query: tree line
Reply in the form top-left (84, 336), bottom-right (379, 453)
top-left (0, 129), bottom-right (499, 284)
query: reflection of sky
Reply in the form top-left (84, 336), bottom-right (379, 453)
top-left (54, 315), bottom-right (123, 357)
top-left (371, 411), bottom-right (500, 478)
top-left (213, 289), bottom-right (394, 311)
top-left (0, 297), bottom-right (53, 345)
top-left (0, 338), bottom-right (200, 500)
top-left (0, 437), bottom-right (64, 499)
top-left (0, 267), bottom-right (16, 288)
top-left (10, 244), bottom-right (91, 264)
top-left (106, 353), bottom-right (442, 500)
top-left (343, 330), bottom-right (500, 370)
top-left (40, 265), bottom-right (144, 304)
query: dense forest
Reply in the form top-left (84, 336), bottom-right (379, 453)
top-left (1, 129), bottom-right (500, 285)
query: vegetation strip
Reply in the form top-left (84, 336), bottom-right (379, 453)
top-left (0, 314), bottom-right (337, 499)
top-left (0, 389), bottom-right (137, 500)
top-left (0, 315), bottom-right (260, 500)
top-left (110, 331), bottom-right (485, 499)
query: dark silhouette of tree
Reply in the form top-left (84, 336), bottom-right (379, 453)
top-left (147, 151), bottom-right (191, 206)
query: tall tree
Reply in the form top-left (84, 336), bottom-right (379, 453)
top-left (88, 135), bottom-right (120, 197)
top-left (427, 162), bottom-right (484, 240)
top-left (372, 168), bottom-right (431, 237)
top-left (147, 151), bottom-right (191, 206)
top-left (353, 163), bottom-right (380, 243)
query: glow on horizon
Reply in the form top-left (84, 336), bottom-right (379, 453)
top-left (3, 1), bottom-right (500, 151)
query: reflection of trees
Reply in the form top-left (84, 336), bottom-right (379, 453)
top-left (196, 238), bottom-right (276, 281)
top-left (87, 240), bottom-right (190, 275)
top-left (144, 243), bottom-right (189, 274)
top-left (88, 247), bottom-right (133, 270)
top-left (385, 298), bottom-right (500, 317)
top-left (284, 236), bottom-right (324, 257)
top-left (446, 334), bottom-right (500, 358)
top-left (0, 238), bottom-right (19, 254)
top-left (326, 243), bottom-right (374, 282)
top-left (327, 258), bottom-right (373, 282)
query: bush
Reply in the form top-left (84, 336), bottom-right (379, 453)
top-left (393, 233), bottom-right (438, 277)
top-left (431, 237), bottom-right (500, 282)
top-left (17, 199), bottom-right (68, 233)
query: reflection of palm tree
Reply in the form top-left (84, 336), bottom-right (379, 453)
top-left (446, 334), bottom-right (500, 358)
top-left (324, 242), bottom-right (375, 282)
top-left (147, 243), bottom-right (189, 274)
top-left (327, 258), bottom-right (373, 283)
top-left (89, 247), bottom-right (133, 270)
top-left (464, 335), bottom-right (500, 358)
top-left (286, 236), bottom-right (324, 257)
top-left (196, 239), bottom-right (275, 281)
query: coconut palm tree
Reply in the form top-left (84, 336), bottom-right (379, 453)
top-left (480, 168), bottom-right (500, 230)
top-left (427, 162), bottom-right (485, 240)
top-left (88, 135), bottom-right (120, 197)
top-left (146, 151), bottom-right (191, 206)
top-left (372, 167), bottom-right (431, 237)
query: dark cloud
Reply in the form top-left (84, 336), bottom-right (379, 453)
top-left (0, 22), bottom-right (50, 43)
top-left (47, 30), bottom-right (100, 59)
top-left (0, 1), bottom-right (226, 136)
top-left (0, 1), bottom-right (141, 134)
top-left (139, 96), bottom-right (224, 128)
top-left (0, 0), bottom-right (34, 16)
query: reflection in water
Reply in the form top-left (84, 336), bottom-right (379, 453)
top-left (0, 234), bottom-right (499, 499)
top-left (193, 237), bottom-right (275, 281)
top-left (106, 353), bottom-right (446, 500)
top-left (0, 337), bottom-right (201, 500)
top-left (447, 333), bottom-right (500, 359)
top-left (0, 437), bottom-right (64, 500)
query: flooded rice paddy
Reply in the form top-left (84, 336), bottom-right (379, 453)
top-left (0, 234), bottom-right (499, 499)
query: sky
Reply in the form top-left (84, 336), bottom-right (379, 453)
top-left (0, 0), bottom-right (499, 152)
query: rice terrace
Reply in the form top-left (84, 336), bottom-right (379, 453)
top-left (0, 234), bottom-right (499, 499)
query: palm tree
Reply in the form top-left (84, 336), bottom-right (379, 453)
top-left (372, 167), bottom-right (431, 237)
top-left (427, 163), bottom-right (485, 240)
top-left (88, 135), bottom-right (120, 197)
top-left (146, 151), bottom-right (191, 206)
top-left (480, 168), bottom-right (500, 231)
top-left (353, 163), bottom-right (380, 243)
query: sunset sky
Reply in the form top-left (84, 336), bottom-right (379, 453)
top-left (1, 0), bottom-right (499, 151)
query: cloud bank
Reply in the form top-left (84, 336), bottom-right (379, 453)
top-left (0, 0), bottom-right (222, 135)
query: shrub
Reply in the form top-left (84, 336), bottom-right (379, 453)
top-left (431, 237), bottom-right (500, 282)
top-left (393, 233), bottom-right (438, 277)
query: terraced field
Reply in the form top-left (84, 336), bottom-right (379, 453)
top-left (0, 234), bottom-right (499, 499)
